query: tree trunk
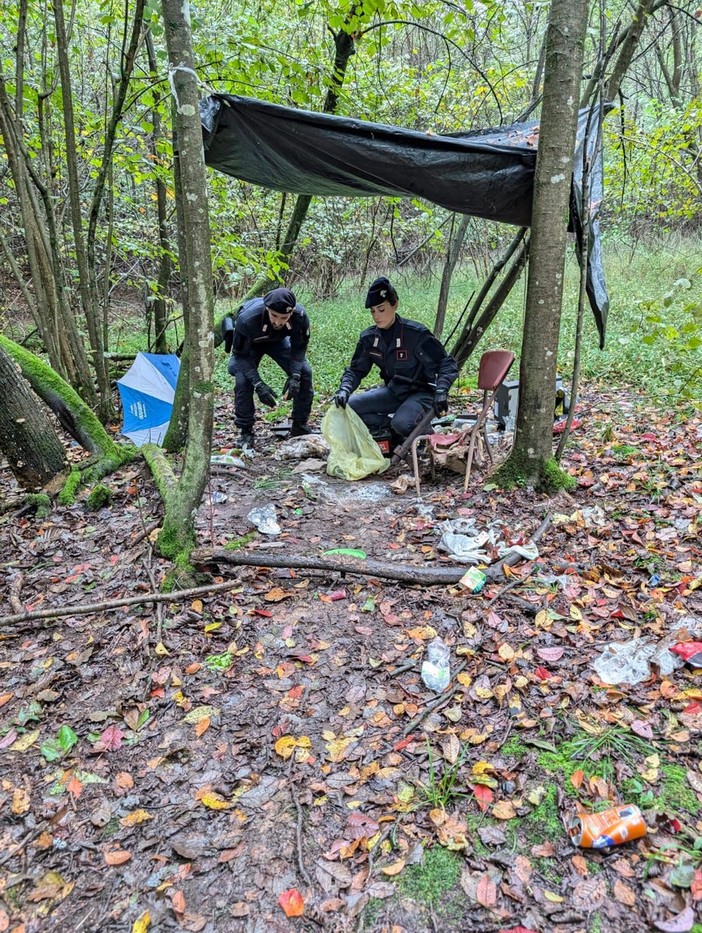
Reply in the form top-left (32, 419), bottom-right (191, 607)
top-left (0, 335), bottom-right (123, 464)
top-left (145, 30), bottom-right (173, 356)
top-left (52, 0), bottom-right (112, 418)
top-left (498, 0), bottom-right (589, 487)
top-left (434, 214), bottom-right (470, 338)
top-left (159, 0), bottom-right (215, 559)
top-left (0, 346), bottom-right (66, 489)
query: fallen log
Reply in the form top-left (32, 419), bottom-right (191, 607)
top-left (192, 548), bottom-right (465, 585)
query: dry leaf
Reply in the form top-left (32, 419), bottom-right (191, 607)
top-left (613, 878), bottom-right (636, 907)
top-left (120, 809), bottom-right (152, 827)
top-left (278, 888), bottom-right (305, 918)
top-left (381, 860), bottom-right (406, 876)
top-left (132, 911), bottom-right (150, 933)
top-left (492, 800), bottom-right (517, 820)
top-left (172, 890), bottom-right (186, 917)
top-left (198, 792), bottom-right (230, 810)
top-left (442, 733), bottom-right (461, 764)
top-left (104, 848), bottom-right (132, 865)
top-left (476, 875), bottom-right (497, 907)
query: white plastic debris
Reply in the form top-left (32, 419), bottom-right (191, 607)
top-left (421, 638), bottom-right (451, 692)
top-left (273, 435), bottom-right (330, 461)
top-left (247, 503), bottom-right (281, 535)
top-left (497, 542), bottom-right (539, 560)
top-left (593, 637), bottom-right (683, 685)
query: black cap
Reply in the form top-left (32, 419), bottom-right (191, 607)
top-left (264, 287), bottom-right (296, 314)
top-left (365, 276), bottom-right (397, 308)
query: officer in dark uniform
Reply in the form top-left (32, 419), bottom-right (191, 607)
top-left (224, 287), bottom-right (314, 449)
top-left (332, 276), bottom-right (458, 444)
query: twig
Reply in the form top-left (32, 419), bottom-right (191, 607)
top-left (144, 546), bottom-right (164, 645)
top-left (0, 578), bottom-right (244, 628)
top-left (291, 786), bottom-right (312, 886)
top-left (129, 519), bottom-right (161, 548)
top-left (484, 513), bottom-right (553, 582)
top-left (486, 572), bottom-right (532, 609)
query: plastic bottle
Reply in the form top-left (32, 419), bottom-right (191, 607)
top-left (421, 637), bottom-right (451, 692)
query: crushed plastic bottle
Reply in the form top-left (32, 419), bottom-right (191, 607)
top-left (421, 637), bottom-right (451, 692)
top-left (247, 503), bottom-right (281, 535)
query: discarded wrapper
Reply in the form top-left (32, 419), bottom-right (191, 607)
top-left (568, 804), bottom-right (647, 849)
top-left (671, 642), bottom-right (702, 669)
top-left (459, 567), bottom-right (486, 593)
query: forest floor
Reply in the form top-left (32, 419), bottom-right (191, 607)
top-left (1, 384), bottom-right (701, 933)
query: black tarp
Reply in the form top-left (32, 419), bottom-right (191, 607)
top-left (201, 94), bottom-right (608, 346)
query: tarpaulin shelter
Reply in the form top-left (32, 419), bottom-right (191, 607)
top-left (117, 352), bottom-right (180, 447)
top-left (200, 94), bottom-right (609, 347)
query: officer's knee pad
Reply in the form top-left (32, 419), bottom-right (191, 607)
top-left (227, 356), bottom-right (237, 377)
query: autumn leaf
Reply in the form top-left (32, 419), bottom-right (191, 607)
top-left (570, 769), bottom-right (585, 790)
top-left (94, 724), bottom-right (124, 752)
top-left (492, 800), bottom-right (517, 820)
top-left (472, 785), bottom-right (494, 812)
top-left (132, 911), bottom-right (151, 933)
top-left (381, 860), bottom-right (406, 876)
top-left (278, 888), bottom-right (305, 918)
top-left (536, 646), bottom-right (564, 662)
top-left (476, 875), bottom-right (497, 907)
top-left (171, 890), bottom-right (186, 917)
top-left (120, 809), bottom-right (152, 827)
top-left (104, 848), bottom-right (132, 865)
top-left (613, 878), bottom-right (636, 906)
top-left (198, 792), bottom-right (231, 810)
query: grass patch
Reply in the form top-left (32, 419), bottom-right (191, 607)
top-left (397, 846), bottom-right (461, 906)
top-left (656, 764), bottom-right (702, 817)
top-left (521, 784), bottom-right (563, 841)
top-left (418, 740), bottom-right (469, 809)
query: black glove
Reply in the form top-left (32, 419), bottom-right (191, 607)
top-left (254, 381), bottom-right (277, 408)
top-left (283, 373), bottom-right (301, 400)
top-left (333, 388), bottom-right (349, 409)
top-left (433, 390), bottom-right (449, 417)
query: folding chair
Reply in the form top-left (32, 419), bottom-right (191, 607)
top-left (411, 349), bottom-right (515, 496)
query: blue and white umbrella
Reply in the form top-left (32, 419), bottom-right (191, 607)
top-left (117, 352), bottom-right (180, 447)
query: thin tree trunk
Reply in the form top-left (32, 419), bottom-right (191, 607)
top-left (52, 0), bottom-right (112, 417)
top-left (499, 0), bottom-right (589, 485)
top-left (434, 214), bottom-right (470, 338)
top-left (0, 346), bottom-right (66, 489)
top-left (159, 0), bottom-right (215, 559)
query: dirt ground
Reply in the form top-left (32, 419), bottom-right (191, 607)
top-left (1, 386), bottom-right (701, 933)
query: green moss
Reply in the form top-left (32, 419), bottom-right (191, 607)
top-left (397, 847), bottom-right (461, 906)
top-left (501, 736), bottom-right (528, 760)
top-left (86, 484), bottom-right (112, 510)
top-left (522, 784), bottom-right (563, 840)
top-left (224, 531), bottom-right (257, 550)
top-left (25, 493), bottom-right (52, 518)
top-left (658, 764), bottom-right (701, 816)
top-left (492, 449), bottom-right (575, 492)
top-left (58, 468), bottom-right (82, 505)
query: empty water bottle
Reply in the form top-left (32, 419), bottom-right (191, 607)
top-left (421, 637), bottom-right (451, 692)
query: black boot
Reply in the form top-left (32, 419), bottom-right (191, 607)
top-left (238, 431), bottom-right (255, 449)
top-left (290, 423), bottom-right (312, 437)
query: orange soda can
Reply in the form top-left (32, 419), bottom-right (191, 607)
top-left (568, 804), bottom-right (647, 849)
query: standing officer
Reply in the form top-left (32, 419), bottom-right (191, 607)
top-left (224, 287), bottom-right (314, 449)
top-left (332, 276), bottom-right (458, 446)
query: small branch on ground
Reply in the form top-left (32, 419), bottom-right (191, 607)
top-left (9, 572), bottom-right (24, 614)
top-left (291, 785), bottom-right (312, 886)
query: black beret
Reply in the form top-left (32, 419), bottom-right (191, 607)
top-left (365, 276), bottom-right (397, 308)
top-left (264, 287), bottom-right (296, 314)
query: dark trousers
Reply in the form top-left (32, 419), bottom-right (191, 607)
top-left (228, 342), bottom-right (313, 432)
top-left (348, 385), bottom-right (433, 439)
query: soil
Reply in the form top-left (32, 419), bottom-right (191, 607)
top-left (1, 386), bottom-right (701, 933)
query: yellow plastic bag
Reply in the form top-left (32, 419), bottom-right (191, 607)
top-left (321, 405), bottom-right (390, 480)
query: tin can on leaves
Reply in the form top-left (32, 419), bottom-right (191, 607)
top-left (459, 567), bottom-right (486, 593)
top-left (568, 804), bottom-right (647, 849)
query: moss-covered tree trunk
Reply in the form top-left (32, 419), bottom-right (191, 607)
top-left (0, 346), bottom-right (66, 489)
top-left (0, 335), bottom-right (124, 465)
top-left (496, 0), bottom-right (588, 489)
top-left (159, 0), bottom-right (215, 560)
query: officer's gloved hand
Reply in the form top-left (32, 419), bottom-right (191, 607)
top-left (283, 373), bottom-right (301, 400)
top-left (433, 390), bottom-right (449, 417)
top-left (333, 388), bottom-right (349, 409)
top-left (254, 381), bottom-right (278, 408)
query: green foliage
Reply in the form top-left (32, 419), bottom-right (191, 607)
top-left (397, 846), bottom-right (461, 906)
top-left (418, 740), bottom-right (469, 809)
top-left (41, 725), bottom-right (79, 762)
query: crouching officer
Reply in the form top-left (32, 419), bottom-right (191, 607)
top-left (332, 276), bottom-right (458, 445)
top-left (224, 287), bottom-right (314, 449)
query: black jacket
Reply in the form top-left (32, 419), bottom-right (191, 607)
top-left (339, 315), bottom-right (458, 400)
top-left (232, 297), bottom-right (310, 381)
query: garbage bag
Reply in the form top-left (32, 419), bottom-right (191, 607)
top-left (321, 406), bottom-right (389, 481)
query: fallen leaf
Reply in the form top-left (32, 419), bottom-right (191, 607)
top-left (104, 848), bottom-right (132, 865)
top-left (535, 646), bottom-right (564, 662)
top-left (95, 724), bottom-right (124, 752)
top-left (198, 792), bottom-right (231, 811)
top-left (172, 890), bottom-right (186, 917)
top-left (654, 907), bottom-right (695, 932)
top-left (613, 878), bottom-right (636, 906)
top-left (278, 888), bottom-right (305, 918)
top-left (132, 911), bottom-right (150, 933)
top-left (492, 800), bottom-right (517, 820)
top-left (381, 860), bottom-right (406, 876)
top-left (120, 809), bottom-right (152, 827)
top-left (476, 875), bottom-right (497, 907)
